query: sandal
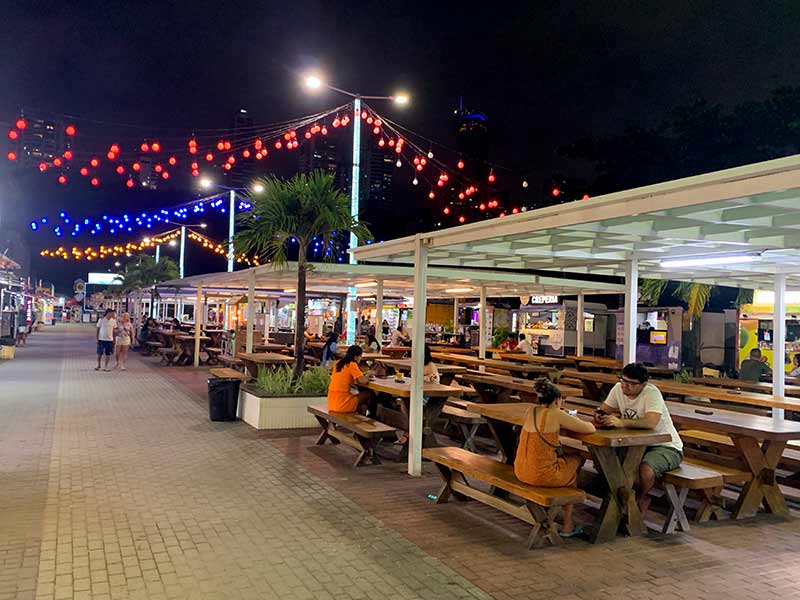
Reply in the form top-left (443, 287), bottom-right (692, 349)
top-left (559, 526), bottom-right (584, 538)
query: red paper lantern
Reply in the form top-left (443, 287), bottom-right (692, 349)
top-left (479, 203), bottom-right (486, 211)
top-left (443, 207), bottom-right (450, 215)
top-left (90, 177), bottom-right (100, 187)
top-left (361, 111), bottom-right (368, 119)
top-left (116, 165), bottom-right (125, 175)
top-left (65, 125), bottom-right (76, 136)
top-left (132, 162), bottom-right (141, 172)
top-left (275, 141), bottom-right (282, 149)
top-left (459, 216), bottom-right (466, 223)
top-left (107, 152), bottom-right (116, 160)
top-left (551, 187), bottom-right (561, 197)
top-left (188, 138), bottom-right (197, 146)
top-left (457, 160), bottom-right (464, 169)
top-left (332, 118), bottom-right (341, 128)
top-left (38, 162), bottom-right (48, 172)
top-left (227, 155), bottom-right (235, 164)
top-left (110, 144), bottom-right (120, 154)
top-left (290, 130), bottom-right (296, 138)
top-left (15, 119), bottom-right (26, 130)
top-left (321, 127), bottom-right (328, 135)
top-left (242, 149), bottom-right (251, 158)
top-left (140, 143), bottom-right (149, 152)
top-left (168, 156), bottom-right (177, 166)
top-left (283, 133), bottom-right (291, 141)
top-left (373, 126), bottom-right (380, 135)
top-left (151, 142), bottom-right (161, 152)
top-left (80, 167), bottom-right (89, 176)
top-left (191, 161), bottom-right (198, 170)
top-left (292, 140), bottom-right (299, 149)
top-left (428, 191), bottom-right (435, 199)
top-left (388, 139), bottom-right (395, 147)
top-left (126, 178), bottom-right (135, 188)
top-left (205, 153), bottom-right (213, 162)
top-left (367, 116), bottom-right (373, 124)
top-left (154, 164), bottom-right (163, 173)
top-left (304, 131), bottom-right (312, 139)
top-left (582, 194), bottom-right (590, 200)
top-left (90, 158), bottom-right (99, 167)
top-left (63, 150), bottom-right (73, 160)
top-left (499, 212), bottom-right (506, 217)
top-left (191, 169), bottom-right (199, 177)
top-left (458, 193), bottom-right (465, 200)
top-left (224, 163), bottom-right (231, 171)
top-left (512, 207), bottom-right (519, 214)
top-left (223, 141), bottom-right (231, 150)
top-left (161, 171), bottom-right (169, 180)
top-left (437, 180), bottom-right (444, 187)
top-left (53, 157), bottom-right (63, 167)
top-left (416, 164), bottom-right (423, 172)
top-left (488, 172), bottom-right (496, 183)
top-left (58, 175), bottom-right (67, 185)
top-left (378, 139), bottom-right (385, 147)
top-left (8, 129), bottom-right (18, 140)
top-left (254, 138), bottom-right (262, 149)
top-left (395, 146), bottom-right (401, 154)
top-left (189, 146), bottom-right (197, 154)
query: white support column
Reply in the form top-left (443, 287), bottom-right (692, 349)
top-left (623, 259), bottom-right (638, 365)
top-left (227, 190), bottom-right (235, 273)
top-left (453, 298), bottom-right (459, 336)
top-left (479, 286), bottom-right (487, 360)
top-left (773, 275), bottom-right (787, 420)
top-left (193, 283), bottom-right (203, 367)
top-left (375, 280), bottom-right (384, 335)
top-left (246, 270), bottom-right (255, 353)
top-left (179, 225), bottom-right (186, 279)
top-left (263, 299), bottom-right (270, 340)
top-left (409, 235), bottom-right (428, 477)
top-left (346, 289), bottom-right (357, 345)
top-left (576, 291), bottom-right (585, 357)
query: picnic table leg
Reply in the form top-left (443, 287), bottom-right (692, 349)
top-left (731, 437), bottom-right (788, 519)
top-left (314, 416), bottom-right (337, 446)
top-left (486, 420), bottom-right (517, 464)
top-left (589, 446), bottom-right (646, 543)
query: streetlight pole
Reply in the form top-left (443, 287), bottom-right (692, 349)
top-left (228, 189), bottom-right (236, 272)
top-left (179, 225), bottom-right (186, 279)
top-left (350, 96), bottom-right (361, 265)
top-left (155, 244), bottom-right (160, 264)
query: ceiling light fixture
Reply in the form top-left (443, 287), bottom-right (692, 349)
top-left (445, 287), bottom-right (474, 293)
top-left (354, 281), bottom-right (378, 288)
top-left (660, 255), bottom-right (756, 269)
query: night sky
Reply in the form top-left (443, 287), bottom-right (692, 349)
top-left (3, 0), bottom-right (800, 292)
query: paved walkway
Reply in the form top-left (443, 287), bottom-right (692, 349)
top-left (4, 325), bottom-right (800, 600)
top-left (0, 325), bottom-right (490, 600)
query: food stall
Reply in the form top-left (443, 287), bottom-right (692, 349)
top-left (739, 290), bottom-right (800, 373)
top-left (611, 306), bottom-right (683, 369)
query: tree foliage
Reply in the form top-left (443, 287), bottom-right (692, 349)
top-left (233, 171), bottom-right (372, 378)
top-left (114, 254), bottom-right (179, 293)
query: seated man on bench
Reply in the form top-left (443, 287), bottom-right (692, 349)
top-left (327, 346), bottom-right (374, 413)
top-left (515, 378), bottom-right (596, 537)
top-left (595, 362), bottom-right (684, 516)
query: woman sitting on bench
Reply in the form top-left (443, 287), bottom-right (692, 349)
top-left (327, 345), bottom-right (374, 413)
top-left (515, 378), bottom-right (596, 537)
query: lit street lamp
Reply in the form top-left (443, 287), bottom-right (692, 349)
top-left (303, 74), bottom-right (410, 345)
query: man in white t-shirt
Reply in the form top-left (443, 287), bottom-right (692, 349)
top-left (515, 333), bottom-right (535, 356)
top-left (597, 362), bottom-right (683, 515)
top-left (96, 309), bottom-right (117, 371)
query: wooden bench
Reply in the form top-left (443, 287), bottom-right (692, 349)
top-left (209, 367), bottom-right (250, 382)
top-left (659, 464), bottom-right (724, 534)
top-left (422, 446), bottom-right (586, 549)
top-left (143, 341), bottom-right (163, 356)
top-left (158, 347), bottom-right (179, 366)
top-left (681, 456), bottom-right (753, 522)
top-left (440, 405), bottom-right (486, 451)
top-left (218, 354), bottom-right (244, 370)
top-left (205, 346), bottom-right (223, 365)
top-left (308, 405), bottom-right (397, 467)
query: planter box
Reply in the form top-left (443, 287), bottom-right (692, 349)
top-left (238, 385), bottom-right (324, 430)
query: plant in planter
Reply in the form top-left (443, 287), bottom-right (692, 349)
top-left (492, 326), bottom-right (511, 349)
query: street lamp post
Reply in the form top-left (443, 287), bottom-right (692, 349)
top-left (303, 74), bottom-right (409, 344)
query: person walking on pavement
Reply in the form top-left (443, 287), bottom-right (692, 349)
top-left (96, 308), bottom-right (117, 371)
top-left (114, 312), bottom-right (134, 370)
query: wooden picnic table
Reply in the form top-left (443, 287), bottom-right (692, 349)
top-left (375, 358), bottom-right (467, 385)
top-left (466, 401), bottom-right (671, 543)
top-left (360, 377), bottom-right (463, 450)
top-left (253, 342), bottom-right (291, 354)
top-left (565, 370), bottom-right (800, 413)
top-left (492, 352), bottom-right (575, 368)
top-left (428, 345), bottom-right (476, 355)
top-left (175, 334), bottom-right (210, 366)
top-left (690, 376), bottom-right (800, 398)
top-left (666, 401), bottom-right (800, 519)
top-left (457, 372), bottom-right (583, 403)
top-left (431, 352), bottom-right (554, 379)
top-left (237, 351), bottom-right (293, 377)
top-left (566, 355), bottom-right (677, 378)
top-left (381, 345), bottom-right (412, 358)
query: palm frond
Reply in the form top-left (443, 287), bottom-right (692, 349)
top-left (673, 282), bottom-right (711, 319)
top-left (638, 278), bottom-right (668, 305)
top-left (735, 287), bottom-right (754, 307)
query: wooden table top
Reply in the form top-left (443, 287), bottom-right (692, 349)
top-left (566, 370), bottom-right (800, 412)
top-left (335, 350), bottom-right (385, 360)
top-left (381, 345), bottom-right (412, 355)
top-left (431, 352), bottom-right (553, 374)
top-left (427, 345), bottom-right (475, 355)
top-left (492, 352), bottom-right (575, 367)
top-left (690, 376), bottom-right (800, 397)
top-left (152, 329), bottom-right (180, 336)
top-left (457, 372), bottom-right (583, 398)
top-left (362, 377), bottom-right (463, 398)
top-left (175, 335), bottom-right (210, 341)
top-left (237, 352), bottom-right (293, 364)
top-left (253, 343), bottom-right (290, 352)
top-left (377, 358), bottom-right (467, 375)
top-left (466, 402), bottom-right (671, 448)
top-left (666, 401), bottom-right (800, 441)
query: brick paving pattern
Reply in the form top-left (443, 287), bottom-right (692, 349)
top-left (4, 325), bottom-right (800, 600)
top-left (1, 326), bottom-right (491, 600)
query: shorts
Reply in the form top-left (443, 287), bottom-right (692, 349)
top-left (97, 340), bottom-right (114, 356)
top-left (642, 446), bottom-right (683, 478)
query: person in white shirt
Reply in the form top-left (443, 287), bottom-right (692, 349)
top-left (515, 333), bottom-right (535, 356)
top-left (596, 362), bottom-right (683, 515)
top-left (96, 309), bottom-right (117, 371)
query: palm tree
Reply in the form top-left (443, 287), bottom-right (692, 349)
top-left (115, 254), bottom-right (179, 314)
top-left (233, 171), bottom-right (372, 379)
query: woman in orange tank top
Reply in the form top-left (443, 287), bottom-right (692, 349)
top-left (514, 378), bottom-right (596, 536)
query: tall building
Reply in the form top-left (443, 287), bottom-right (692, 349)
top-left (227, 108), bottom-right (255, 188)
top-left (10, 112), bottom-right (70, 167)
top-left (452, 102), bottom-right (491, 222)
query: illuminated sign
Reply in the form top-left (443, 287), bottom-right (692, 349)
top-left (87, 272), bottom-right (123, 286)
top-left (529, 295), bottom-right (559, 304)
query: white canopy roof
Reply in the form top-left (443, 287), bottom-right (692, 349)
top-left (154, 262), bottom-right (623, 299)
top-left (352, 154), bottom-right (800, 289)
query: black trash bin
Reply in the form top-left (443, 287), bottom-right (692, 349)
top-left (207, 378), bottom-right (241, 421)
